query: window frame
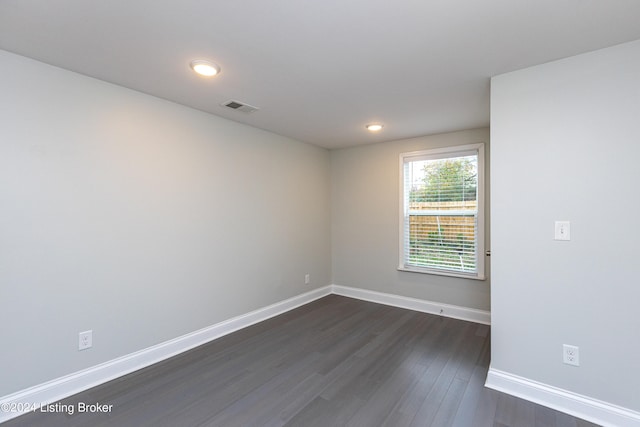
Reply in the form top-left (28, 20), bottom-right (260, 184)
top-left (398, 143), bottom-right (486, 280)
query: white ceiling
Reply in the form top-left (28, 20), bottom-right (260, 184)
top-left (2, 1), bottom-right (640, 149)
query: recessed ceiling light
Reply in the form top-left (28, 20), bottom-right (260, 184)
top-left (366, 124), bottom-right (384, 132)
top-left (190, 59), bottom-right (221, 77)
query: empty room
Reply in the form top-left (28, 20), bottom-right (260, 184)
top-left (1, 1), bottom-right (639, 426)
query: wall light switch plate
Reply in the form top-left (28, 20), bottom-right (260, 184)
top-left (555, 221), bottom-right (571, 241)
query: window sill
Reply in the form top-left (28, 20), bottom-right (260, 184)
top-left (397, 265), bottom-right (486, 281)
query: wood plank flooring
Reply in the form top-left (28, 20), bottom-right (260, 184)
top-left (3, 295), bottom-right (600, 427)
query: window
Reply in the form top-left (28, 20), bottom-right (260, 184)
top-left (399, 143), bottom-right (485, 279)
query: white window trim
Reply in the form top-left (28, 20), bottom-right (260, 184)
top-left (398, 143), bottom-right (486, 280)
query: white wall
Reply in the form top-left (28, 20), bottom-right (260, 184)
top-left (331, 128), bottom-right (490, 311)
top-left (491, 40), bottom-right (640, 412)
top-left (0, 50), bottom-right (331, 396)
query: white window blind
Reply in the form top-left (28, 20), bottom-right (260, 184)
top-left (399, 143), bottom-right (485, 279)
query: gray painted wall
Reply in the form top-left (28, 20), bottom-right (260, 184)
top-left (331, 128), bottom-right (491, 311)
top-left (491, 40), bottom-right (640, 411)
top-left (0, 50), bottom-right (331, 396)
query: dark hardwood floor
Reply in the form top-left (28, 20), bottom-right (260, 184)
top-left (4, 295), bottom-right (599, 427)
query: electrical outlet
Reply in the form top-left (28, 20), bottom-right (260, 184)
top-left (79, 330), bottom-right (93, 351)
top-left (304, 274), bottom-right (310, 285)
top-left (563, 344), bottom-right (579, 366)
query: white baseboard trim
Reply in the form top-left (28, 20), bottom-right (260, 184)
top-left (330, 284), bottom-right (491, 325)
top-left (485, 367), bottom-right (640, 427)
top-left (0, 285), bottom-right (332, 424)
top-left (7, 286), bottom-right (635, 426)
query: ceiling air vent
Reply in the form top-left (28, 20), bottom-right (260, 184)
top-left (221, 99), bottom-right (260, 114)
